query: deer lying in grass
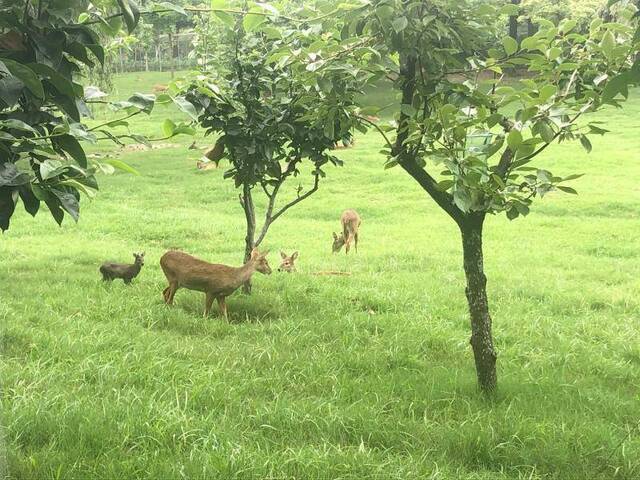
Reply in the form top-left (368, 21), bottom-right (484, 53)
top-left (160, 248), bottom-right (272, 319)
top-left (100, 252), bottom-right (145, 284)
top-left (278, 251), bottom-right (298, 272)
top-left (332, 209), bottom-right (361, 254)
top-left (152, 84), bottom-right (168, 93)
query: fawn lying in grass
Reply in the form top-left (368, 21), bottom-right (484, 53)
top-left (278, 251), bottom-right (298, 272)
top-left (100, 252), bottom-right (145, 284)
top-left (160, 248), bottom-right (272, 319)
top-left (332, 209), bottom-right (361, 254)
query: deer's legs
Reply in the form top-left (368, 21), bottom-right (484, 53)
top-left (204, 292), bottom-right (215, 317)
top-left (165, 282), bottom-right (178, 305)
top-left (217, 296), bottom-right (228, 320)
top-left (354, 232), bottom-right (358, 253)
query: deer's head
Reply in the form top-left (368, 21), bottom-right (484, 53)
top-left (134, 252), bottom-right (145, 266)
top-left (250, 248), bottom-right (272, 275)
top-left (332, 232), bottom-right (345, 253)
top-left (278, 251), bottom-right (298, 272)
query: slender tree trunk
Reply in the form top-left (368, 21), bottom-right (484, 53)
top-left (509, 0), bottom-right (520, 39)
top-left (460, 214), bottom-right (497, 393)
top-left (168, 32), bottom-right (175, 79)
top-left (526, 18), bottom-right (536, 38)
top-left (241, 183), bottom-right (256, 294)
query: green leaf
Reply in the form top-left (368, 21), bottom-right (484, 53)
top-left (128, 93), bottom-right (155, 113)
top-left (116, 0), bottom-right (140, 33)
top-left (579, 135), bottom-right (592, 153)
top-left (602, 73), bottom-right (630, 102)
top-left (56, 134), bottom-right (87, 168)
top-left (506, 207), bottom-right (519, 220)
top-left (557, 185), bottom-right (578, 194)
top-left (392, 17), bottom-right (408, 34)
top-left (400, 104), bottom-right (417, 116)
top-left (560, 19), bottom-right (577, 34)
top-left (173, 123), bottom-right (196, 136)
top-left (0, 187), bottom-right (17, 231)
top-left (536, 120), bottom-right (555, 143)
top-left (500, 4), bottom-right (520, 15)
top-left (437, 179), bottom-right (454, 191)
top-left (560, 173), bottom-right (584, 182)
top-left (104, 159), bottom-right (140, 176)
top-left (600, 30), bottom-right (615, 60)
top-left (538, 85), bottom-right (557, 102)
top-left (213, 11), bottom-right (235, 27)
top-left (243, 11), bottom-right (267, 32)
top-left (0, 58), bottom-right (44, 99)
top-left (546, 47), bottom-right (561, 61)
top-left (59, 179), bottom-right (97, 199)
top-left (502, 36), bottom-right (518, 56)
top-left (162, 119), bottom-right (176, 137)
top-left (0, 163), bottom-right (30, 187)
top-left (52, 189), bottom-right (80, 222)
top-left (172, 96), bottom-right (198, 120)
top-left (453, 188), bottom-right (472, 212)
top-left (29, 63), bottom-right (75, 97)
top-left (507, 129), bottom-right (523, 151)
top-left (0, 119), bottom-right (37, 133)
top-left (19, 186), bottom-right (40, 217)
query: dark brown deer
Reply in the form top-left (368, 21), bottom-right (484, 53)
top-left (160, 248), bottom-right (272, 319)
top-left (278, 251), bottom-right (298, 272)
top-left (332, 209), bottom-right (361, 254)
top-left (100, 252), bottom-right (145, 284)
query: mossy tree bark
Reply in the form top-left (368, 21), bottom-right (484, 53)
top-left (460, 214), bottom-right (497, 392)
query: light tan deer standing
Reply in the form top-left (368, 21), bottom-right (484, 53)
top-left (160, 248), bottom-right (272, 319)
top-left (332, 209), bottom-right (361, 254)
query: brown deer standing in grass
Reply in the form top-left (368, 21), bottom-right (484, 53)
top-left (160, 248), bottom-right (272, 319)
top-left (278, 251), bottom-right (298, 272)
top-left (332, 209), bottom-right (361, 254)
top-left (100, 252), bottom-right (145, 284)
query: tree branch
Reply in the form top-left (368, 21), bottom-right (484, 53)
top-left (355, 115), bottom-right (392, 150)
top-left (394, 53), bottom-right (465, 226)
top-left (254, 173), bottom-right (320, 247)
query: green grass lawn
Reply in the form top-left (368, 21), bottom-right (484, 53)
top-left (1, 72), bottom-right (639, 479)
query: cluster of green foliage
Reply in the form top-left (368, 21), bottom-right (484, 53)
top-left (0, 0), bottom-right (195, 232)
top-left (359, 1), bottom-right (640, 221)
top-left (180, 0), bottom-right (373, 270)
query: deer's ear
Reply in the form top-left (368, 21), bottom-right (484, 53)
top-left (251, 248), bottom-right (259, 259)
top-left (280, 251), bottom-right (287, 259)
top-left (333, 232), bottom-right (337, 240)
top-left (292, 251), bottom-right (299, 260)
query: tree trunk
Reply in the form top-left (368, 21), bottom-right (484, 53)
top-left (526, 18), bottom-right (536, 38)
top-left (460, 214), bottom-right (497, 393)
top-left (241, 183), bottom-right (256, 294)
top-left (509, 0), bottom-right (520, 39)
top-left (168, 32), bottom-right (175, 79)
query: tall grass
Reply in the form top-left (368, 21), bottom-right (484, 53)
top-left (1, 72), bottom-right (639, 479)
